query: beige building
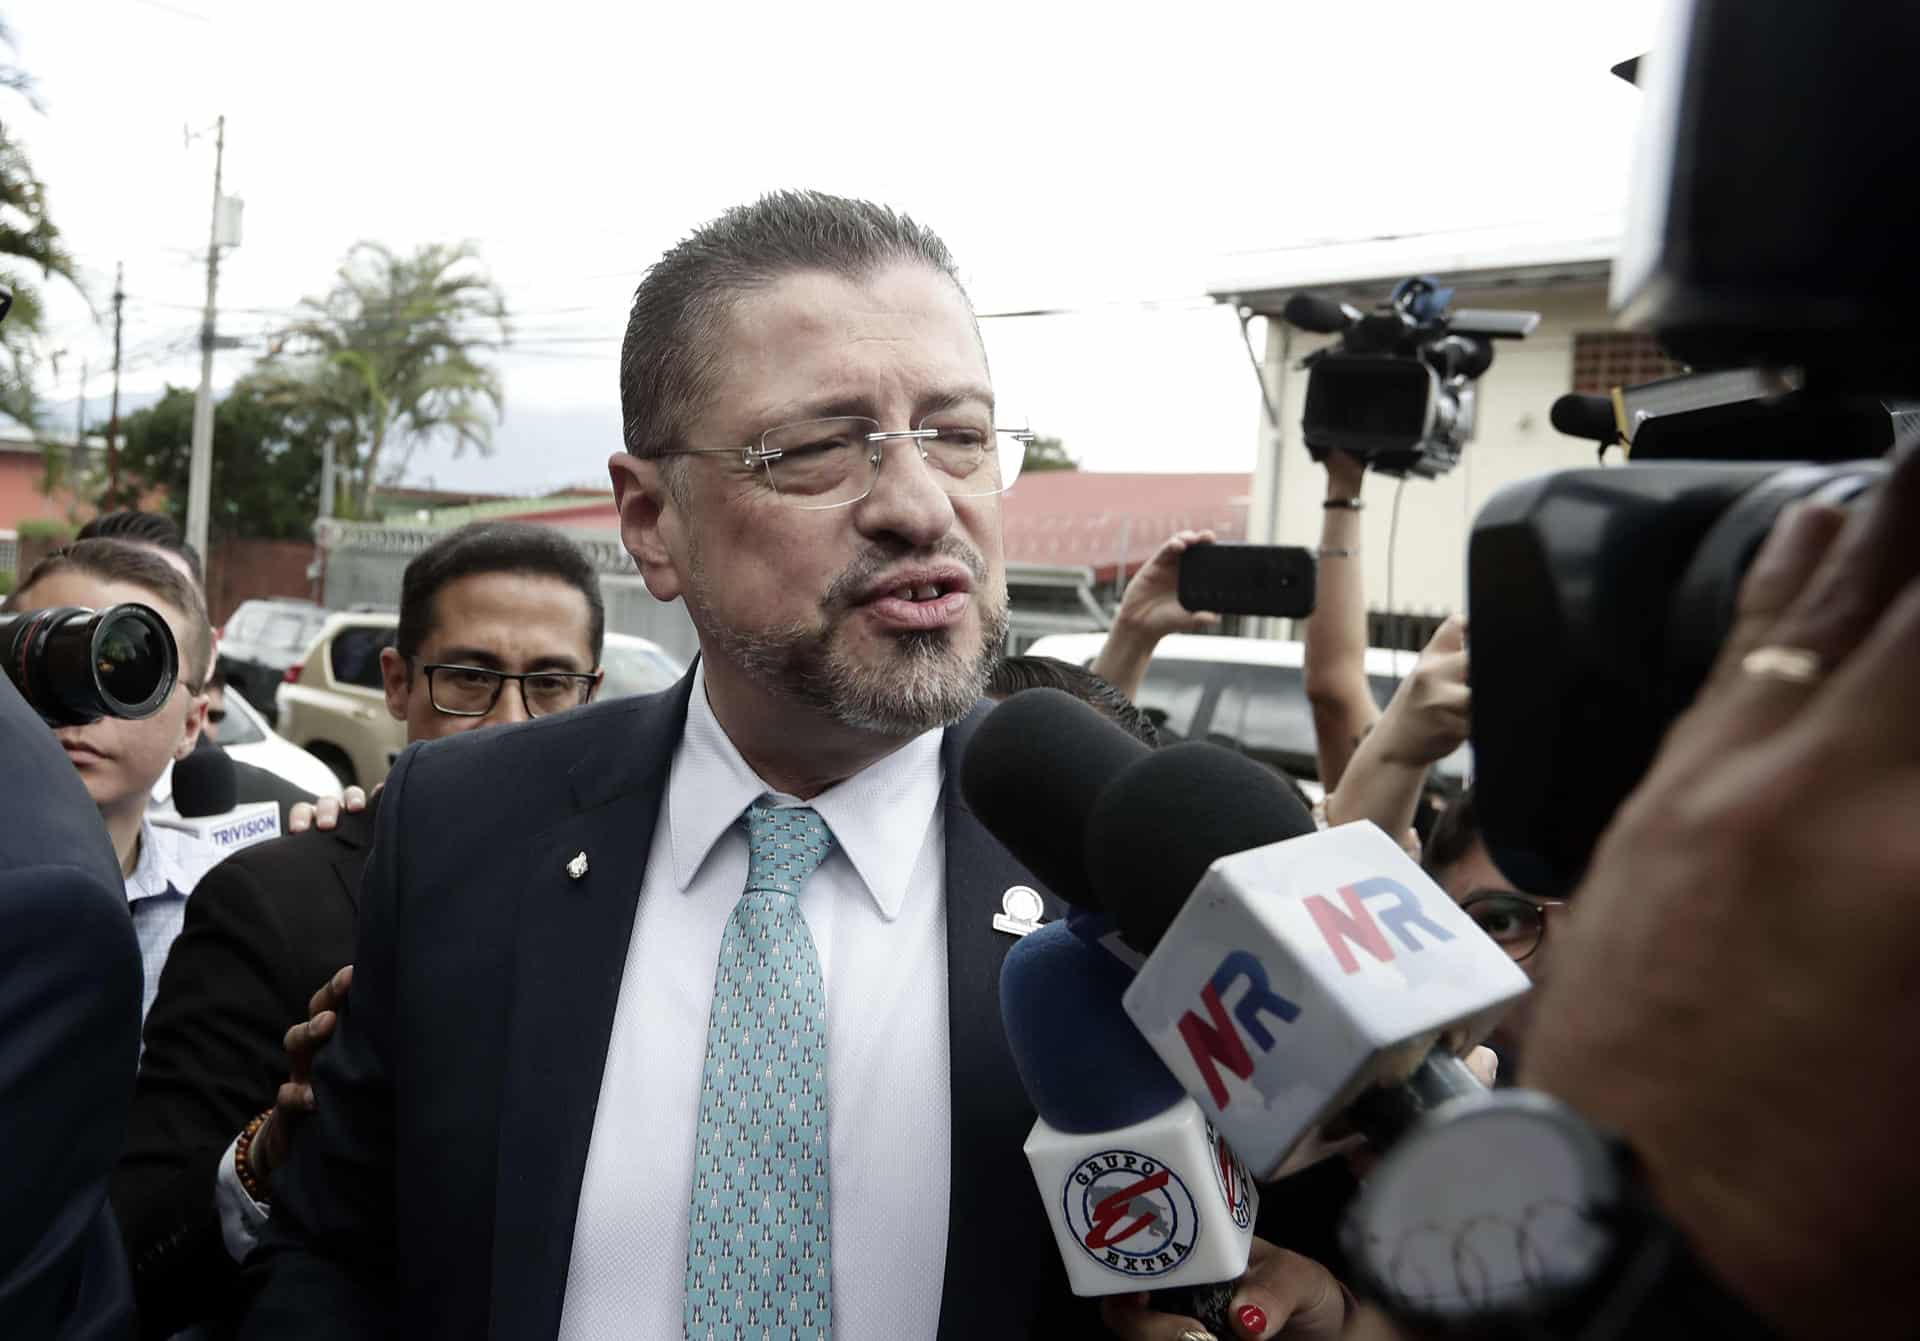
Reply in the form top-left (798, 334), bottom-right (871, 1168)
top-left (1211, 224), bottom-right (1676, 643)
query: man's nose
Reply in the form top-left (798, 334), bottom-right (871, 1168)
top-left (491, 681), bottom-right (532, 725)
top-left (853, 437), bottom-right (957, 549)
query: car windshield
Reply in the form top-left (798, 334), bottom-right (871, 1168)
top-left (216, 694), bottom-right (267, 746)
top-left (262, 612), bottom-right (314, 651)
top-left (598, 642), bottom-right (683, 701)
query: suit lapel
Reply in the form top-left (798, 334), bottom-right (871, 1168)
top-left (936, 704), bottom-right (1070, 1339)
top-left (327, 802), bottom-right (375, 908)
top-left (488, 673), bottom-right (697, 1338)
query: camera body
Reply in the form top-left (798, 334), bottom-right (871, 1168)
top-left (1470, 0), bottom-right (1920, 895)
top-left (1286, 278), bottom-right (1539, 480)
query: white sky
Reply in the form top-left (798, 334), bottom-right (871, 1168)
top-left (8, 0), bottom-right (1659, 494)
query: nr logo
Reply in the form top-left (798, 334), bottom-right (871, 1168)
top-left (1177, 877), bottom-right (1457, 1108)
top-left (1062, 1150), bottom-right (1198, 1278)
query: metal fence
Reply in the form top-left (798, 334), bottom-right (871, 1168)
top-left (314, 520), bottom-right (700, 664)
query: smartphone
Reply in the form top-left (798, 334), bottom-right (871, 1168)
top-left (1177, 544), bottom-right (1318, 618)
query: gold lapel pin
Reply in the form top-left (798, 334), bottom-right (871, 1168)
top-left (566, 851), bottom-right (589, 881)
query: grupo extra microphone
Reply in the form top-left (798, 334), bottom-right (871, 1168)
top-left (961, 688), bottom-right (1152, 913)
top-left (155, 746), bottom-right (282, 857)
top-left (1549, 392), bottom-right (1622, 448)
top-left (1002, 919), bottom-right (1258, 1331)
top-left (1089, 743), bottom-right (1529, 1179)
top-left (1281, 293), bottom-right (1362, 336)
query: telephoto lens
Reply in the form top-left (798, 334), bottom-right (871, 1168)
top-left (1, 603), bottom-right (180, 726)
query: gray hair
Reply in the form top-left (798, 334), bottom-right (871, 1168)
top-left (618, 189), bottom-right (971, 464)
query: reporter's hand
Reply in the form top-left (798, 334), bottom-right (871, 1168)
top-left (248, 964), bottom-right (352, 1182)
top-left (287, 783), bottom-right (373, 834)
top-left (1323, 448), bottom-right (1366, 499)
top-left (1524, 448), bottom-right (1920, 1337)
top-left (1100, 1239), bottom-right (1349, 1340)
top-left (1113, 530), bottom-right (1222, 641)
top-left (1371, 614), bottom-right (1468, 769)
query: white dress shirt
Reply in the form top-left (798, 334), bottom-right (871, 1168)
top-left (124, 818), bottom-right (220, 1025)
top-left (557, 667), bottom-right (953, 1340)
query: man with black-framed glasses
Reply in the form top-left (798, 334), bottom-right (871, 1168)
top-left (116, 521), bottom-right (607, 1339)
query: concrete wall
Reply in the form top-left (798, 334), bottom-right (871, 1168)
top-left (1245, 281), bottom-right (1615, 622)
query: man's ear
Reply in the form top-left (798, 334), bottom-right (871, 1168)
top-left (174, 691), bottom-right (208, 762)
top-left (610, 452), bottom-right (685, 603)
top-left (379, 646), bottom-right (411, 723)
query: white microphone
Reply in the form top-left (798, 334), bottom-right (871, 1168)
top-left (1088, 743), bottom-right (1530, 1180)
top-left (1001, 919), bottom-right (1260, 1329)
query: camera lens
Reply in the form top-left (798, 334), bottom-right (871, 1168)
top-left (0, 603), bottom-right (180, 726)
top-left (92, 607), bottom-right (174, 711)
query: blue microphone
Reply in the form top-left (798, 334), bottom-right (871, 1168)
top-left (1001, 920), bottom-right (1258, 1328)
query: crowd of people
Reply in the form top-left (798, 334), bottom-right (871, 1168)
top-left (3, 189), bottom-right (1916, 1341)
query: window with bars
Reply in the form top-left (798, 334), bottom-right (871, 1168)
top-left (1570, 330), bottom-right (1684, 395)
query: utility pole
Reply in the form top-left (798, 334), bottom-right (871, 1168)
top-left (75, 360), bottom-right (88, 463)
top-left (108, 262), bottom-right (124, 500)
top-left (185, 114), bottom-right (226, 561)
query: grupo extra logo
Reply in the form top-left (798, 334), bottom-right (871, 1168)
top-left (1062, 1150), bottom-right (1198, 1278)
top-left (1206, 1121), bottom-right (1255, 1231)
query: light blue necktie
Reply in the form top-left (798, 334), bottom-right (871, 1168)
top-left (685, 803), bottom-right (836, 1341)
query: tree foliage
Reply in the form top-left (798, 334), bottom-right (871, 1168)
top-left (1023, 434), bottom-right (1078, 472)
top-left (0, 20), bottom-right (84, 430)
top-left (259, 241), bottom-right (509, 513)
top-left (105, 375), bottom-right (350, 540)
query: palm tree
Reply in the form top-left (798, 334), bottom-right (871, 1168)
top-left (262, 240), bottom-right (510, 513)
top-left (0, 19), bottom-right (84, 428)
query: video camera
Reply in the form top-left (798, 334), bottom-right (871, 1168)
top-left (1282, 277), bottom-right (1539, 480)
top-left (1469, 0), bottom-right (1920, 897)
top-left (1, 605), bottom-right (181, 727)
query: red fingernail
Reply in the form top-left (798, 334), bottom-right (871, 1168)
top-left (1237, 1304), bottom-right (1268, 1336)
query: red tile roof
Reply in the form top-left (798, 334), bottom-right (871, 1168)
top-left (1001, 471), bottom-right (1252, 579)
top-left (493, 471), bottom-right (1255, 581)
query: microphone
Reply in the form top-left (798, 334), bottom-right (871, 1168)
top-left (1002, 919), bottom-right (1258, 1330)
top-left (173, 744), bottom-right (237, 817)
top-left (1282, 293), bottom-right (1361, 335)
top-left (1089, 743), bottom-right (1530, 1179)
top-left (154, 746), bottom-right (283, 857)
top-left (961, 688), bottom-right (1152, 913)
top-left (1549, 392), bottom-right (1621, 447)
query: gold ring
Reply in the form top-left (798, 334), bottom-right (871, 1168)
top-left (1740, 645), bottom-right (1824, 685)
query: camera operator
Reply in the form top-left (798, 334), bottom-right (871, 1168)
top-left (1301, 450), bottom-right (1382, 793)
top-left (1343, 451), bottom-right (1920, 1339)
top-left (4, 540), bottom-right (221, 1026)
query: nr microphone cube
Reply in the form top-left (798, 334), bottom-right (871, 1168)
top-left (1121, 822), bottom-right (1529, 1179)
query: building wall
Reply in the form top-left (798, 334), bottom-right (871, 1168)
top-left (206, 539), bottom-right (317, 627)
top-left (1246, 281), bottom-right (1615, 623)
top-left (0, 451), bottom-right (84, 530)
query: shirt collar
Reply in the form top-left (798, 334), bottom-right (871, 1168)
top-left (126, 817), bottom-right (214, 906)
top-left (668, 662), bottom-right (946, 921)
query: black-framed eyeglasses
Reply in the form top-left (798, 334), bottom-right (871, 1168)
top-left (652, 414), bottom-right (1034, 511)
top-left (1460, 890), bottom-right (1567, 963)
top-left (422, 663), bottom-right (602, 719)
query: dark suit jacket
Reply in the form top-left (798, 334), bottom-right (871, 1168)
top-left (0, 677), bottom-right (143, 1341)
top-left (240, 673), bottom-right (1077, 1338)
top-left (112, 807), bottom-right (372, 1338)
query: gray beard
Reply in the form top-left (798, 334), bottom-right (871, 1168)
top-left (690, 540), bottom-right (1008, 738)
top-left (701, 595), bottom-right (1008, 738)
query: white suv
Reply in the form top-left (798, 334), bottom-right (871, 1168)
top-left (1024, 632), bottom-right (1471, 802)
top-left (277, 611), bottom-right (685, 788)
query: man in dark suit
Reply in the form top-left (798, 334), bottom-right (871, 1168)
top-left (0, 668), bottom-right (143, 1340)
top-left (239, 192), bottom-right (1093, 1339)
top-left (113, 523), bottom-right (610, 1338)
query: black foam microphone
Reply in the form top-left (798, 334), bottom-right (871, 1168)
top-left (960, 688), bottom-right (1152, 912)
top-left (1281, 293), bottom-right (1361, 335)
top-left (1549, 392), bottom-right (1621, 447)
top-left (172, 744), bottom-right (238, 818)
